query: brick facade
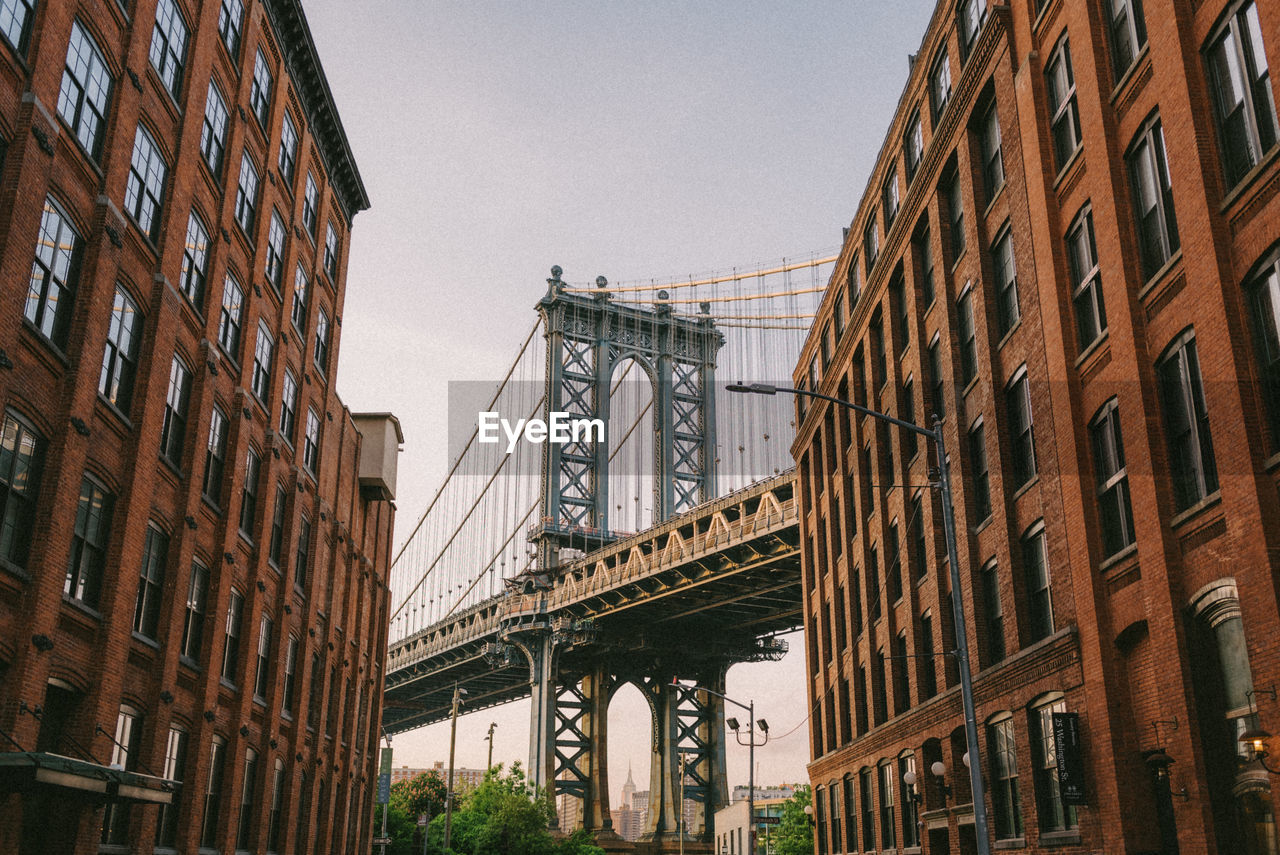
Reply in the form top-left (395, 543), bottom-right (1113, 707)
top-left (0, 1), bottom-right (396, 854)
top-left (793, 1), bottom-right (1280, 853)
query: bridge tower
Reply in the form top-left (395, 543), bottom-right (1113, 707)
top-left (515, 267), bottom-right (729, 849)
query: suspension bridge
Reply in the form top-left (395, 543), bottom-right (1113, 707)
top-left (382, 253), bottom-right (833, 849)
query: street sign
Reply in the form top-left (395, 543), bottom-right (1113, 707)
top-left (417, 814), bottom-right (428, 827)
top-left (757, 815), bottom-right (780, 825)
top-left (372, 837), bottom-right (392, 846)
top-left (1052, 712), bottom-right (1087, 805)
top-left (377, 747), bottom-right (393, 805)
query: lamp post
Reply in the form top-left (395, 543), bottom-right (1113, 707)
top-left (682, 681), bottom-right (768, 855)
top-left (727, 382), bottom-right (992, 855)
top-left (443, 685), bottom-right (468, 852)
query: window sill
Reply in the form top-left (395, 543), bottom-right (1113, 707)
top-left (994, 837), bottom-right (1026, 850)
top-left (201, 494), bottom-right (223, 517)
top-left (61, 595), bottom-right (102, 622)
top-left (1136, 249), bottom-right (1184, 301)
top-left (220, 677), bottom-right (238, 692)
top-left (982, 183), bottom-right (1006, 219)
top-left (238, 528), bottom-right (255, 550)
top-left (1169, 491), bottom-right (1222, 529)
top-left (1219, 142), bottom-right (1280, 213)
top-left (1051, 144), bottom-right (1084, 192)
top-left (961, 374), bottom-right (980, 399)
top-left (1098, 542), bottom-right (1138, 573)
top-left (1012, 474), bottom-right (1040, 501)
top-left (131, 631), bottom-right (160, 650)
top-left (20, 319), bottom-right (70, 368)
top-left (0, 556), bottom-right (31, 584)
top-left (159, 455), bottom-right (184, 482)
top-left (996, 318), bottom-right (1021, 350)
top-left (96, 394), bottom-right (134, 431)
top-left (973, 514), bottom-right (994, 535)
top-left (1265, 450), bottom-right (1280, 473)
top-left (1038, 830), bottom-right (1082, 846)
top-left (1032, 0), bottom-right (1062, 35)
top-left (179, 656), bottom-right (201, 673)
top-left (1073, 329), bottom-right (1110, 370)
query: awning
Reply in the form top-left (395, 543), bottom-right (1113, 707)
top-left (0, 752), bottom-right (174, 804)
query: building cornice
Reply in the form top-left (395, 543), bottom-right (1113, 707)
top-left (263, 0), bottom-right (371, 223)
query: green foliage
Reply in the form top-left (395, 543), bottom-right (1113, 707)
top-left (773, 785), bottom-right (814, 855)
top-left (391, 769), bottom-right (448, 819)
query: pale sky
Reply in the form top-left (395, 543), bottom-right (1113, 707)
top-left (308, 0), bottom-right (938, 800)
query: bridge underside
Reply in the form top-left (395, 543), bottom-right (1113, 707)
top-left (382, 474), bottom-right (801, 843)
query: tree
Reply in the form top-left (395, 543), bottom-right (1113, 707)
top-left (773, 785), bottom-right (814, 855)
top-left (379, 770), bottom-right (447, 855)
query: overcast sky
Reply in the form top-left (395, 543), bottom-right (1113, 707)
top-left (306, 0), bottom-right (938, 800)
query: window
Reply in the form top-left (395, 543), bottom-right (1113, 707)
top-left (959, 0), bottom-right (987, 60)
top-left (221, 589), bottom-right (243, 682)
top-left (1006, 368), bottom-right (1036, 488)
top-left (915, 226), bottom-right (935, 307)
top-left (1067, 205), bottom-right (1108, 350)
top-left (929, 334), bottom-right (946, 420)
top-left (946, 167), bottom-right (965, 261)
top-left (969, 420), bottom-right (991, 522)
top-left (154, 726), bottom-right (188, 847)
top-left (828, 782), bottom-right (842, 853)
top-left (218, 0), bottom-right (244, 57)
top-left (235, 151), bottom-right (260, 233)
top-left (58, 22), bottom-right (111, 158)
top-left (919, 611), bottom-right (938, 699)
top-left (279, 112), bottom-right (298, 184)
top-left (893, 630), bottom-right (909, 713)
top-left (251, 48), bottom-right (273, 126)
top-left (303, 409), bottom-right (320, 473)
top-left (324, 222), bottom-right (340, 279)
top-left (982, 560), bottom-right (1005, 663)
top-left (1109, 0), bottom-right (1148, 80)
top-left (863, 214), bottom-right (879, 274)
top-left (899, 753), bottom-right (920, 848)
top-left (862, 443), bottom-right (875, 521)
top-left (834, 293), bottom-right (845, 343)
top-left (871, 313), bottom-right (887, 390)
top-left (0, 0), bottom-right (34, 53)
top-left (904, 112), bottom-right (924, 183)
top-left (303, 173), bottom-right (319, 236)
top-left (891, 273), bottom-right (910, 353)
top-left (989, 716), bottom-right (1023, 839)
top-left (980, 100), bottom-right (1004, 201)
top-left (1206, 0), bottom-right (1277, 187)
top-left (1090, 399), bottom-right (1136, 556)
top-left (902, 376), bottom-right (918, 460)
top-left (860, 768), bottom-right (876, 851)
top-left (815, 785), bottom-right (827, 855)
top-left (236, 747), bottom-right (258, 849)
top-left (133, 526), bottom-right (168, 640)
top-left (314, 307), bottom-right (331, 374)
top-left (201, 82), bottom-right (230, 175)
top-left (180, 562), bottom-right (209, 661)
top-left (295, 515), bottom-right (311, 589)
top-left (873, 646), bottom-right (888, 723)
top-left (879, 761), bottom-right (897, 849)
top-left (252, 321), bottom-right (274, 403)
top-left (308, 653), bottom-right (323, 729)
top-left (887, 521), bottom-right (902, 604)
top-left (200, 735), bottom-right (227, 848)
top-left (1158, 332), bottom-right (1218, 509)
top-left (266, 211), bottom-right (286, 290)
top-left (0, 412), bottom-right (44, 569)
top-left (848, 254), bottom-right (862, 304)
top-left (180, 211), bottom-right (210, 307)
top-left (99, 286), bottom-right (141, 412)
top-left (26, 197), bottom-right (81, 348)
top-left (992, 230), bottom-right (1018, 335)
top-left (292, 265), bottom-right (309, 333)
top-left (160, 356), bottom-right (192, 467)
top-left (280, 369), bottom-right (298, 441)
top-left (883, 172), bottom-right (899, 229)
top-left (65, 476), bottom-right (112, 608)
top-left (218, 273), bottom-right (245, 357)
top-left (843, 775), bottom-right (858, 853)
top-left (1033, 698), bottom-right (1079, 832)
top-left (1128, 116), bottom-right (1180, 278)
top-left (239, 447), bottom-right (261, 537)
top-left (282, 635), bottom-right (299, 716)
top-left (255, 614), bottom-right (273, 698)
top-left (149, 0), bottom-right (189, 97)
top-left (1022, 523), bottom-right (1054, 642)
top-left (958, 286), bottom-right (978, 386)
top-left (931, 51), bottom-right (951, 119)
top-left (101, 705), bottom-right (142, 843)
top-left (1246, 250), bottom-right (1280, 449)
top-left (269, 485), bottom-right (288, 568)
top-left (1046, 37), bottom-right (1082, 170)
top-left (267, 757), bottom-right (286, 851)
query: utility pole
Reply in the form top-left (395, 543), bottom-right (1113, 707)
top-left (485, 721), bottom-right (497, 772)
top-left (443, 685), bottom-right (467, 852)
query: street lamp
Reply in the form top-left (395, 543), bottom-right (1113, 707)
top-left (680, 681), bottom-right (768, 855)
top-left (727, 381), bottom-right (992, 855)
top-left (443, 685), bottom-right (468, 852)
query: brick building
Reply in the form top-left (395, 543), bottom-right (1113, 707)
top-left (0, 1), bottom-right (399, 854)
top-left (793, 0), bottom-right (1280, 854)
